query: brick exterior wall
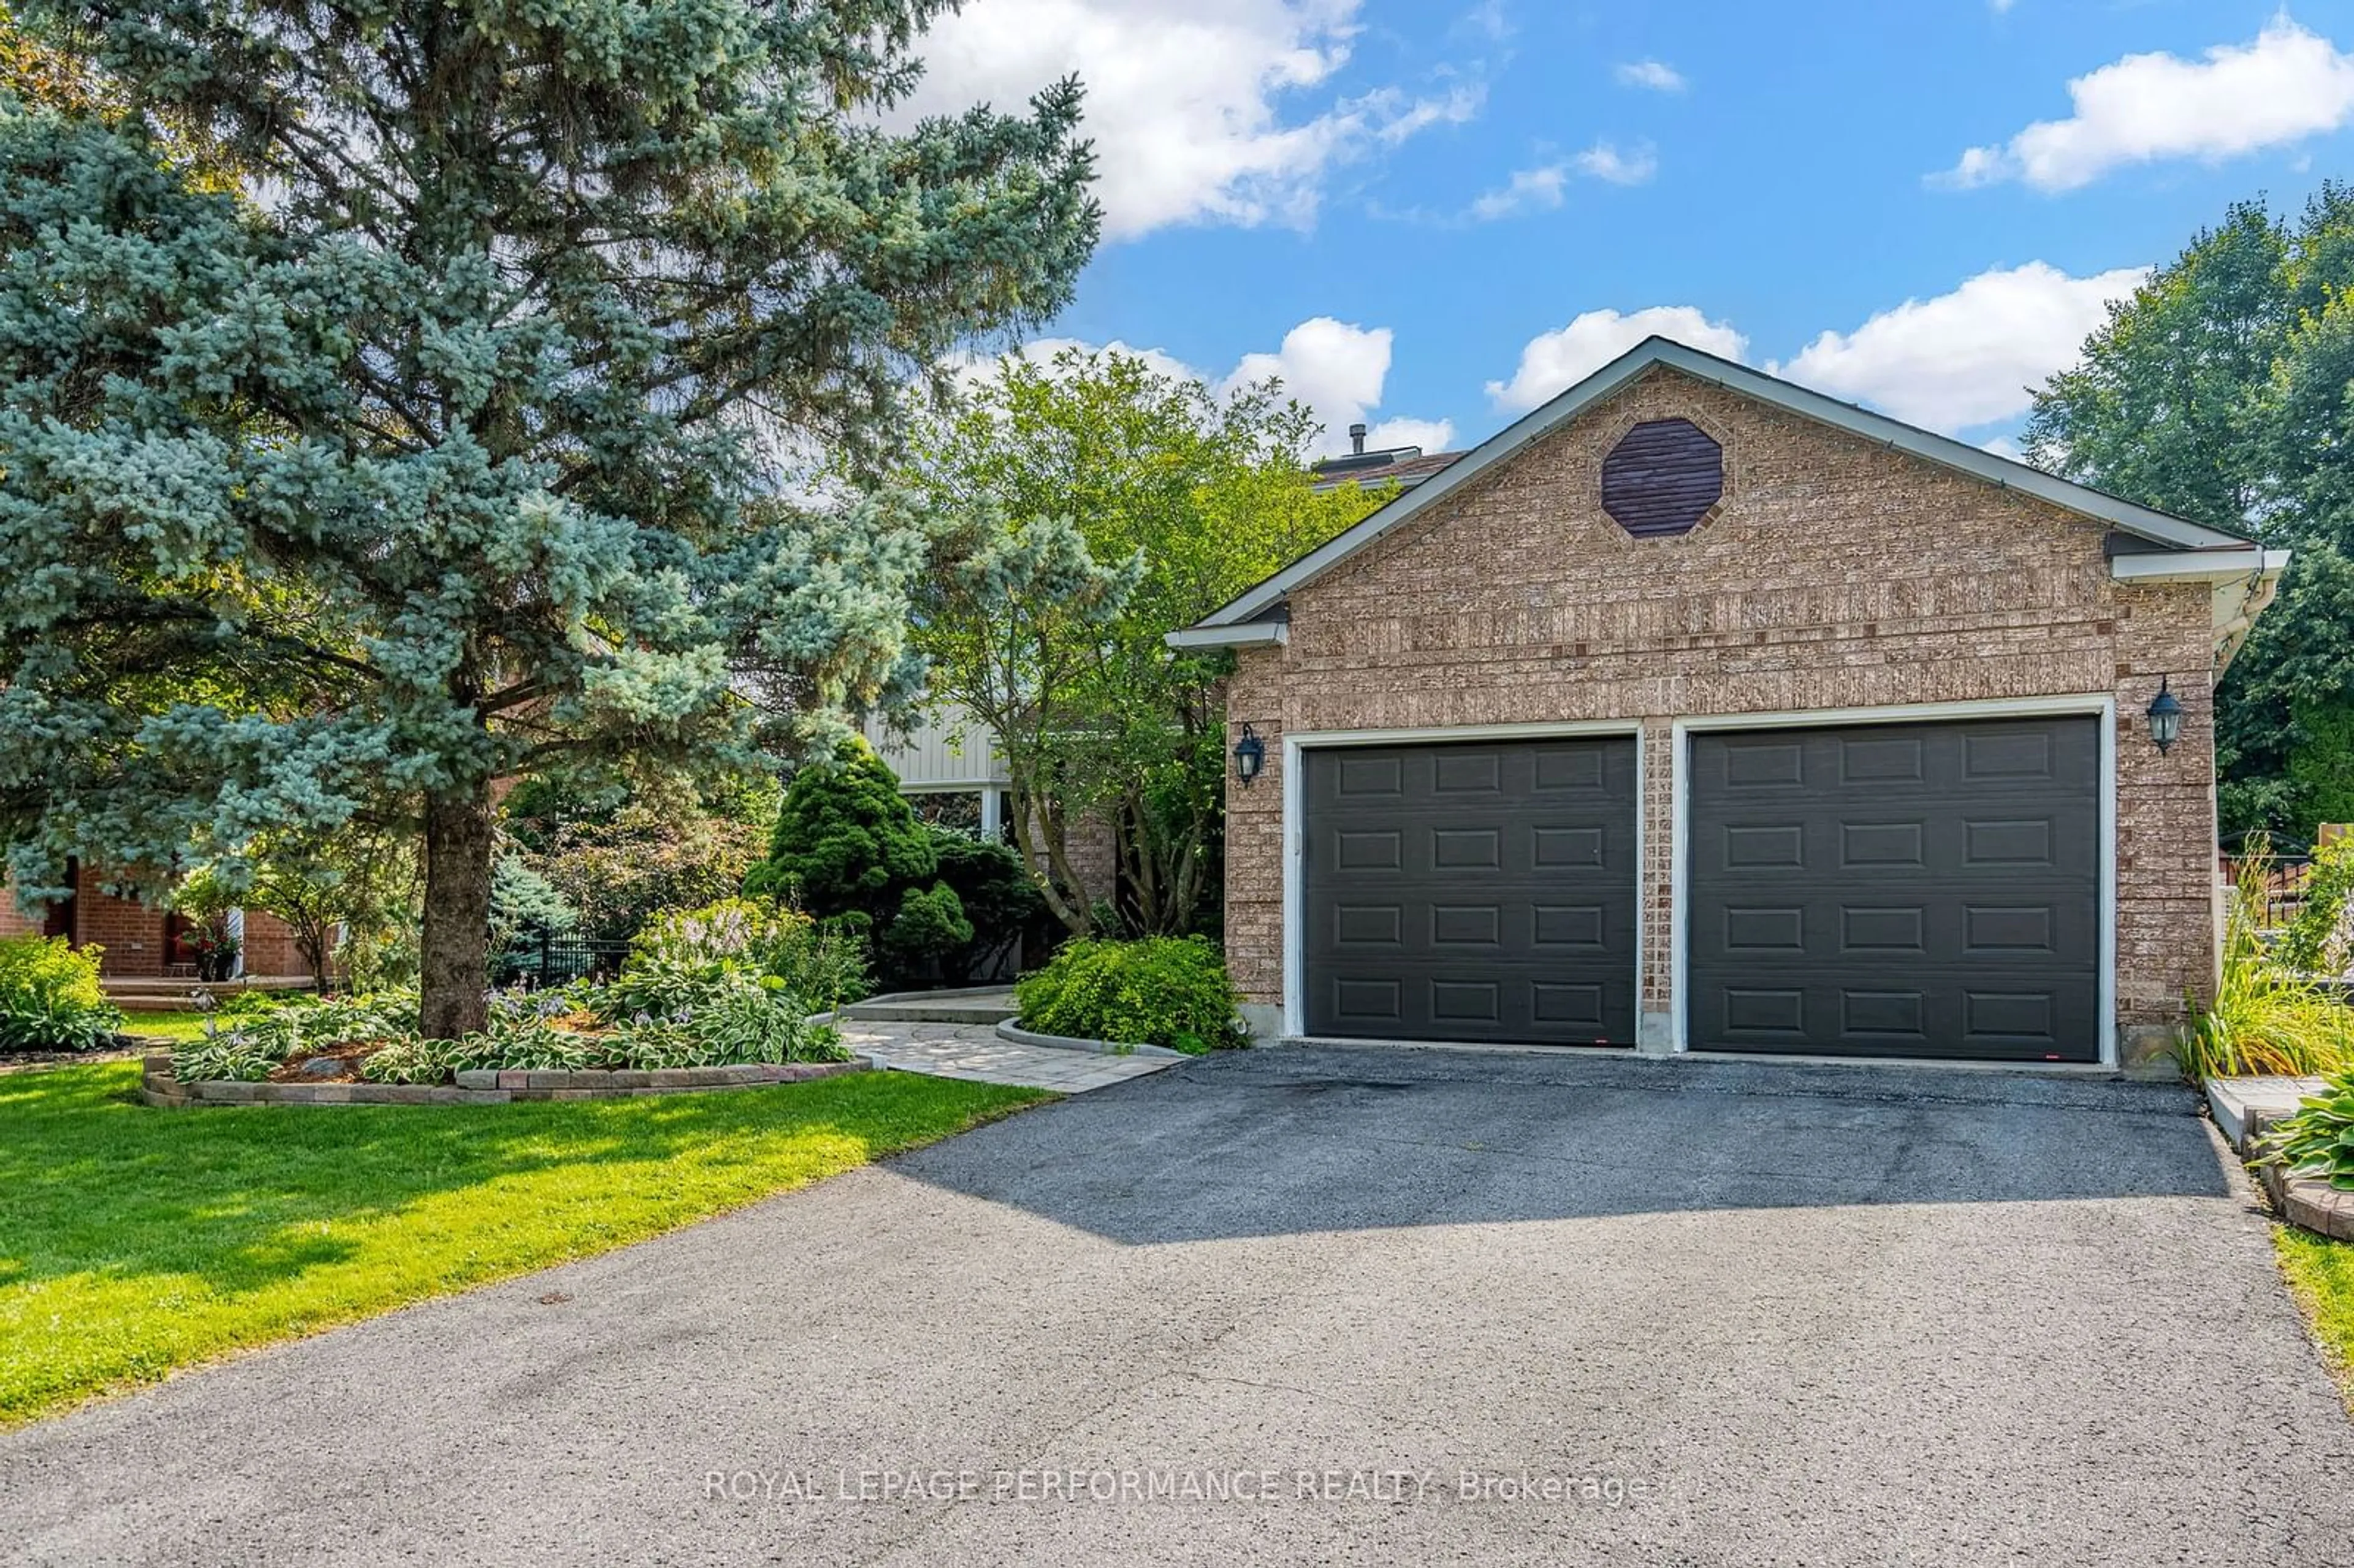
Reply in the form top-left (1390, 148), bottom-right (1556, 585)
top-left (2, 867), bottom-right (313, 978)
top-left (1223, 365), bottom-right (2224, 1067)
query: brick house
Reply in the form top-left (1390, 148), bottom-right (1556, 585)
top-left (0, 862), bottom-right (308, 980)
top-left (1171, 338), bottom-right (2287, 1075)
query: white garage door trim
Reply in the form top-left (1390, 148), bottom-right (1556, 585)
top-left (1670, 695), bottom-right (2118, 1067)
top-left (1282, 721), bottom-right (1647, 1042)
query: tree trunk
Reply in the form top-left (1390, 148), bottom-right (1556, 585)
top-left (420, 784), bottom-right (495, 1039)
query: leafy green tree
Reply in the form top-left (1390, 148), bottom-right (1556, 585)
top-left (913, 348), bottom-right (1388, 935)
top-left (2025, 185), bottom-right (2354, 843)
top-left (525, 796), bottom-right (770, 946)
top-left (244, 824), bottom-right (421, 993)
top-left (0, 2), bottom-right (1097, 1035)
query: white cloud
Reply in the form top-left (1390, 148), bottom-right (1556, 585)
top-left (1224, 317), bottom-right (1455, 455)
top-left (1468, 140), bottom-right (1655, 219)
top-left (899, 0), bottom-right (1478, 240)
top-left (1614, 59), bottom-right (1685, 92)
top-left (1468, 164), bottom-right (1570, 220)
top-left (959, 318), bottom-right (1451, 458)
top-left (1573, 141), bottom-right (1657, 185)
top-left (1989, 0), bottom-right (2017, 13)
top-left (1457, 1), bottom-right (1511, 42)
top-left (1363, 416), bottom-right (1456, 453)
top-left (1485, 306), bottom-right (1747, 411)
top-left (1938, 17), bottom-right (2354, 191)
top-left (1772, 262), bottom-right (2149, 433)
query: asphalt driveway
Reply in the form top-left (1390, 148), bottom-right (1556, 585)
top-left (4, 1048), bottom-right (2350, 1567)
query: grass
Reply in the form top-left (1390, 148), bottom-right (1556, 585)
top-left (2278, 1227), bottom-right (2354, 1406)
top-left (116, 1009), bottom-right (219, 1043)
top-left (0, 1059), bottom-right (1046, 1428)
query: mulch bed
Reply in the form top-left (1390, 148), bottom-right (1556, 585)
top-left (0, 1040), bottom-right (147, 1073)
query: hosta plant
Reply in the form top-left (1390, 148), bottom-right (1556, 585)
top-left (2261, 1070), bottom-right (2354, 1192)
top-left (0, 934), bottom-right (124, 1051)
top-left (172, 1027), bottom-right (295, 1083)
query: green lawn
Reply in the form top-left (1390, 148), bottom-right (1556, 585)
top-left (2279, 1226), bottom-right (2354, 1404)
top-left (0, 1060), bottom-right (1045, 1428)
top-left (117, 1009), bottom-right (218, 1043)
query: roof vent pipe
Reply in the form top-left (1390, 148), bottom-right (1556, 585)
top-left (1349, 422), bottom-right (1366, 455)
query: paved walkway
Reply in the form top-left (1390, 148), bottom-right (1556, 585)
top-left (836, 1019), bottom-right (1179, 1092)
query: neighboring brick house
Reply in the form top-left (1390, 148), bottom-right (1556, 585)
top-left (1172, 338), bottom-right (2287, 1075)
top-left (0, 862), bottom-right (308, 979)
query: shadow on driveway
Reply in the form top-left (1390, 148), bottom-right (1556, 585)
top-left (888, 1044), bottom-right (2226, 1244)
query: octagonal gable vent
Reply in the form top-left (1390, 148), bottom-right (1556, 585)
top-left (1602, 418), bottom-right (1722, 538)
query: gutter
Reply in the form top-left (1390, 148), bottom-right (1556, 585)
top-left (2108, 546), bottom-right (2290, 584)
top-left (1165, 620), bottom-right (1288, 652)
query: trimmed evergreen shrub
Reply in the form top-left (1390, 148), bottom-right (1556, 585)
top-left (745, 740), bottom-right (999, 983)
top-left (745, 739), bottom-right (940, 915)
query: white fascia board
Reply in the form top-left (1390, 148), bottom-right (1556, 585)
top-left (1165, 621), bottom-right (1288, 651)
top-left (2109, 547), bottom-right (2290, 584)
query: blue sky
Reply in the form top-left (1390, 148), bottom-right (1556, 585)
top-left (907, 1), bottom-right (2354, 458)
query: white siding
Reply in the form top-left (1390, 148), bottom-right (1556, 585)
top-left (863, 704), bottom-right (1008, 790)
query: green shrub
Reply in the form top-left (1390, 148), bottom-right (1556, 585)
top-left (173, 990), bottom-right (420, 1082)
top-left (745, 742), bottom-right (1035, 986)
top-left (2260, 1070), bottom-right (2354, 1192)
top-left (355, 1037), bottom-right (446, 1084)
top-left (883, 881), bottom-right (973, 973)
top-left (931, 830), bottom-right (1044, 975)
top-left (2186, 855), bottom-right (2354, 1079)
top-left (0, 934), bottom-right (125, 1051)
top-left (631, 896), bottom-right (869, 1010)
top-left (1014, 936), bottom-right (1245, 1054)
top-left (2278, 837), bottom-right (2354, 975)
top-left (172, 1028), bottom-right (290, 1083)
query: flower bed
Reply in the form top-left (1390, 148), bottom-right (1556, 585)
top-left (141, 1051), bottom-right (867, 1108)
top-left (2255, 1070), bottom-right (2354, 1243)
top-left (161, 897), bottom-right (861, 1097)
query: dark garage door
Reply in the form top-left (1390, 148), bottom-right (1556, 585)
top-left (1687, 717), bottom-right (2100, 1062)
top-left (1302, 737), bottom-right (1638, 1045)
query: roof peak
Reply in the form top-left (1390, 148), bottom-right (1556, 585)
top-left (1181, 335), bottom-right (2255, 636)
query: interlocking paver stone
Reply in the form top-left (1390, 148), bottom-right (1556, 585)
top-left (835, 1021), bottom-right (1182, 1092)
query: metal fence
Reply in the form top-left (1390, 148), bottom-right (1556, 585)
top-left (489, 931), bottom-right (633, 990)
top-left (2220, 854), bottom-right (2314, 930)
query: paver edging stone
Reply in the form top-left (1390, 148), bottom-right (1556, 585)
top-left (2257, 1155), bottom-right (2354, 1243)
top-left (139, 1051), bottom-right (870, 1108)
top-left (991, 1021), bottom-right (1190, 1060)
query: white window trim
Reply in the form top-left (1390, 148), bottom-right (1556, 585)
top-left (1670, 693), bottom-right (2118, 1067)
top-left (1280, 720), bottom-right (1647, 1043)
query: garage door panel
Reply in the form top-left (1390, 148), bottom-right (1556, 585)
top-left (1305, 737), bottom-right (1637, 1045)
top-left (1689, 717), bottom-right (2099, 1063)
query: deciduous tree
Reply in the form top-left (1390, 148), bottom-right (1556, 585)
top-left (913, 349), bottom-right (1388, 935)
top-left (2026, 185), bottom-right (2354, 843)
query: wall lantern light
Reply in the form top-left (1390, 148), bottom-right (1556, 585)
top-left (2146, 677), bottom-right (2184, 755)
top-left (1233, 723), bottom-right (1266, 786)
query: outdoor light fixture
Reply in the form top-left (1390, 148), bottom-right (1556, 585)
top-left (1233, 723), bottom-right (1266, 786)
top-left (2146, 677), bottom-right (2184, 755)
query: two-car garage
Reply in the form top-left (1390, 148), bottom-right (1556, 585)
top-left (1298, 714), bottom-right (2103, 1064)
